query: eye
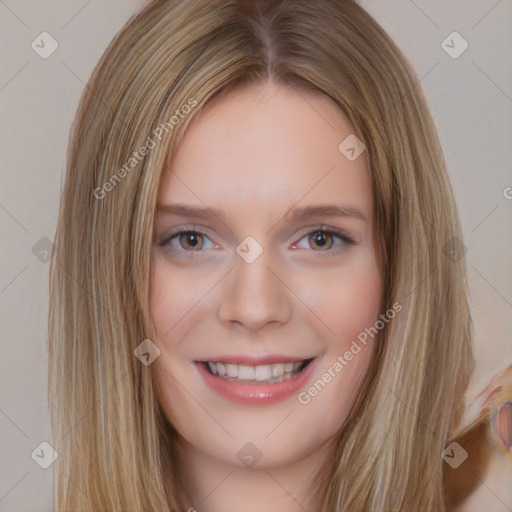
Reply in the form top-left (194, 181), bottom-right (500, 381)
top-left (292, 226), bottom-right (355, 256)
top-left (157, 225), bottom-right (355, 260)
top-left (159, 229), bottom-right (216, 254)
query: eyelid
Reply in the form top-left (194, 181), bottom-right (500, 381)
top-left (291, 225), bottom-right (355, 254)
top-left (158, 225), bottom-right (218, 249)
top-left (294, 224), bottom-right (354, 244)
top-left (157, 224), bottom-right (355, 259)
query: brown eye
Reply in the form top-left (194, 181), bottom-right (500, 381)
top-left (308, 231), bottom-right (334, 250)
top-left (178, 231), bottom-right (204, 250)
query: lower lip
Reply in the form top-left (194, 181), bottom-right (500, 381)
top-left (195, 359), bottom-right (317, 405)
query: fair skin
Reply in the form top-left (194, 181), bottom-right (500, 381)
top-left (149, 81), bottom-right (383, 512)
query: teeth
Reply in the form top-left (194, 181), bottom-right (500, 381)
top-left (272, 364), bottom-right (284, 378)
top-left (207, 361), bottom-right (217, 375)
top-left (255, 365), bottom-right (272, 381)
top-left (226, 363), bottom-right (238, 378)
top-left (238, 365), bottom-right (256, 380)
top-left (205, 360), bottom-right (306, 382)
top-left (217, 362), bottom-right (226, 376)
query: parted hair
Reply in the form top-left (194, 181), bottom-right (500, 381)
top-left (48, 0), bottom-right (474, 510)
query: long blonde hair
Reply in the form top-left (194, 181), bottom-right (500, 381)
top-left (48, 0), bottom-right (474, 510)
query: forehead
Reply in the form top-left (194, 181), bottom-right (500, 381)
top-left (158, 81), bottom-right (371, 216)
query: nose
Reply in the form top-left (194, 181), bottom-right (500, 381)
top-left (217, 247), bottom-right (293, 331)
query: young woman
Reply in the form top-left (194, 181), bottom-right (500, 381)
top-left (48, 1), bottom-right (508, 510)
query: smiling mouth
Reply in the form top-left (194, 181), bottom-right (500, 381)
top-left (199, 358), bottom-right (315, 385)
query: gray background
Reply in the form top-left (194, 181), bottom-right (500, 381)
top-left (1, 1), bottom-right (511, 510)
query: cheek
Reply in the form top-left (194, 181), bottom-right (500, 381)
top-left (148, 259), bottom-right (207, 438)
top-left (149, 256), bottom-right (210, 342)
top-left (149, 265), bottom-right (178, 341)
top-left (302, 252), bottom-right (382, 341)
top-left (294, 252), bottom-right (381, 427)
top-left (301, 351), bottom-right (374, 443)
top-left (337, 264), bottom-right (382, 336)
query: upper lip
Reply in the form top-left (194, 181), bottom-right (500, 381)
top-left (197, 354), bottom-right (314, 365)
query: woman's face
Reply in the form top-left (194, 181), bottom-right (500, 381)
top-left (149, 81), bottom-right (382, 469)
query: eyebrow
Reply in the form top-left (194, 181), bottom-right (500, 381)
top-left (156, 202), bottom-right (367, 223)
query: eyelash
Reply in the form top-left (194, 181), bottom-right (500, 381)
top-left (158, 225), bottom-right (355, 260)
